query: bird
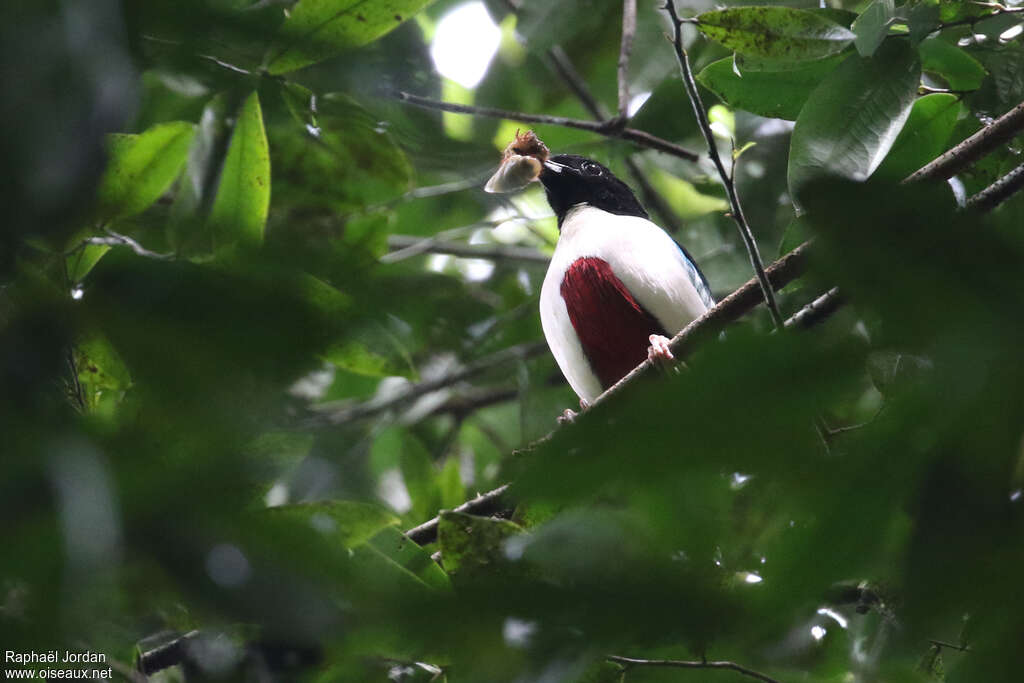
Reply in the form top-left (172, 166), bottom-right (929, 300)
top-left (486, 134), bottom-right (714, 411)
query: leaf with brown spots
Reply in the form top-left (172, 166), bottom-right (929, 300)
top-left (696, 6), bottom-right (855, 62)
top-left (265, 0), bottom-right (438, 74)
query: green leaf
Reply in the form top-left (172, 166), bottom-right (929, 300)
top-left (875, 93), bottom-right (962, 182)
top-left (852, 0), bottom-right (895, 57)
top-left (400, 431), bottom-right (442, 523)
top-left (919, 38), bottom-right (987, 91)
top-left (788, 40), bottom-right (921, 211)
top-left (695, 6), bottom-right (855, 62)
top-left (779, 215), bottom-right (810, 258)
top-left (97, 121), bottom-right (195, 221)
top-left (438, 458), bottom-right (464, 511)
top-left (269, 500), bottom-right (401, 548)
top-left (437, 511), bottom-right (523, 580)
top-left (266, 0), bottom-right (438, 74)
top-left (906, 2), bottom-right (940, 44)
top-left (75, 333), bottom-right (132, 393)
top-left (208, 92), bottom-right (270, 247)
top-left (697, 54), bottom-right (844, 120)
top-left (648, 169), bottom-right (727, 219)
top-left (361, 526), bottom-right (451, 591)
top-left (269, 93), bottom-right (413, 214)
top-left (66, 242), bottom-right (111, 283)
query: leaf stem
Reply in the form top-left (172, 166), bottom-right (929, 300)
top-left (607, 655), bottom-right (783, 683)
top-left (394, 91), bottom-right (699, 162)
top-left (664, 1), bottom-right (786, 329)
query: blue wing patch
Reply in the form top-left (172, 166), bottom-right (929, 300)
top-left (672, 238), bottom-right (715, 309)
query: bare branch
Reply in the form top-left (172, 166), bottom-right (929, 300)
top-left (608, 655), bottom-right (783, 683)
top-left (664, 1), bottom-right (786, 329)
top-left (394, 91), bottom-right (699, 162)
top-left (303, 341), bottom-right (548, 427)
top-left (617, 0), bottom-right (638, 121)
top-left (404, 484), bottom-right (512, 545)
top-left (385, 235), bottom-right (549, 264)
top-left (67, 229), bottom-right (174, 262)
top-left (964, 161), bottom-right (1024, 213)
top-left (784, 287), bottom-right (844, 329)
top-left (903, 99), bottom-right (1024, 184)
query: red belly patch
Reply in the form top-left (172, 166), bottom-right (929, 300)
top-left (560, 257), bottom-right (668, 389)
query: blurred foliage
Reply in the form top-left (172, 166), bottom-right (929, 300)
top-left (2, 0), bottom-right (1023, 682)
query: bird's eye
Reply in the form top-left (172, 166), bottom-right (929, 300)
top-left (581, 161), bottom-right (602, 176)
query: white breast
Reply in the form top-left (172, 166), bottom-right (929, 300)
top-left (539, 205), bottom-right (712, 402)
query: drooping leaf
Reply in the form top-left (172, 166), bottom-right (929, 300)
top-left (438, 458), bottom-right (464, 511)
top-left (875, 93), bottom-right (962, 181)
top-left (269, 500), bottom-right (401, 549)
top-left (851, 0), bottom-right (895, 57)
top-left (66, 242), bottom-right (111, 283)
top-left (697, 53), bottom-right (844, 120)
top-left (97, 121), bottom-right (195, 221)
top-left (208, 91), bottom-right (270, 247)
top-left (919, 38), bottom-right (987, 91)
top-left (266, 0), bottom-right (438, 74)
top-left (788, 40), bottom-right (921, 211)
top-left (695, 6), bottom-right (855, 62)
top-left (360, 525), bottom-right (451, 591)
top-left (400, 431), bottom-right (442, 523)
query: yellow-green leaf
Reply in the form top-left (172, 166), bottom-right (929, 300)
top-left (209, 92), bottom-right (270, 247)
top-left (97, 121), bottom-right (195, 221)
top-left (266, 0), bottom-right (439, 74)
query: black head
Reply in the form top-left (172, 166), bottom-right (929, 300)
top-left (538, 154), bottom-right (648, 227)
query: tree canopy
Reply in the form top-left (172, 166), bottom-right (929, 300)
top-left (3, 1), bottom-right (1024, 682)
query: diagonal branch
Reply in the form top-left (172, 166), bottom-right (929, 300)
top-left (617, 0), bottom-right (638, 121)
top-left (405, 241), bottom-right (814, 546)
top-left (964, 161), bottom-right (1024, 212)
top-left (405, 484), bottom-right (512, 545)
top-left (784, 287), bottom-right (844, 329)
top-left (664, 1), bottom-right (785, 329)
top-left (607, 655), bottom-right (783, 683)
top-left (902, 99), bottom-right (1024, 184)
top-left (394, 91), bottom-right (699, 162)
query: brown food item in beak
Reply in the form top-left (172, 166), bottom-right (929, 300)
top-left (483, 130), bottom-right (550, 194)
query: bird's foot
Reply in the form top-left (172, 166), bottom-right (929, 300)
top-left (647, 334), bottom-right (676, 371)
top-left (557, 398), bottom-right (591, 425)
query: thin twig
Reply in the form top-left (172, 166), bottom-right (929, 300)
top-left (544, 45), bottom-right (686, 235)
top-left (404, 484), bottom-right (512, 545)
top-left (784, 288), bottom-right (844, 329)
top-left (902, 99), bottom-right (1024, 183)
top-left (664, 1), bottom-right (786, 329)
top-left (928, 639), bottom-right (971, 652)
top-left (385, 235), bottom-right (549, 264)
top-left (608, 655), bottom-right (783, 683)
top-left (964, 161), bottom-right (1024, 212)
top-left (617, 0), bottom-right (638, 121)
top-left (67, 229), bottom-right (174, 262)
top-left (394, 91), bottom-right (699, 162)
top-left (303, 341), bottom-right (548, 427)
